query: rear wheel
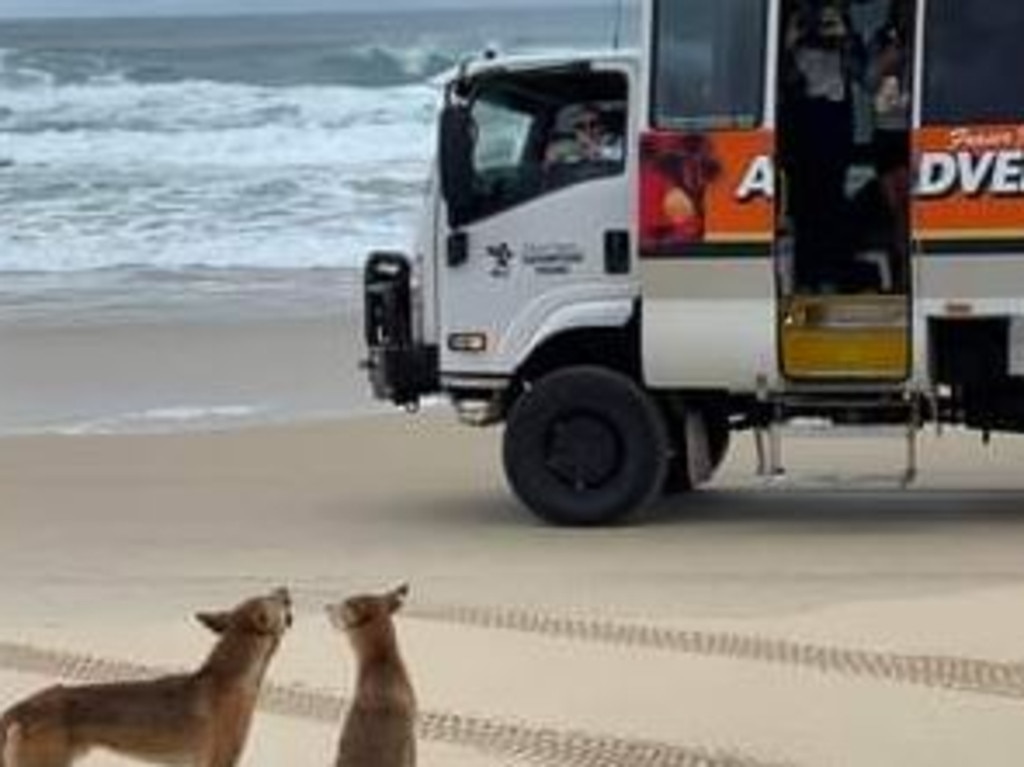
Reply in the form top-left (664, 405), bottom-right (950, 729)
top-left (503, 366), bottom-right (669, 526)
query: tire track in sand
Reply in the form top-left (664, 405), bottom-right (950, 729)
top-left (404, 603), bottom-right (1024, 700)
top-left (0, 641), bottom-right (788, 767)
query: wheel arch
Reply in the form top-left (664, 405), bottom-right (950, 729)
top-left (513, 301), bottom-right (640, 394)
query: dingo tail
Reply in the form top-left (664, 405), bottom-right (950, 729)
top-left (0, 719), bottom-right (22, 767)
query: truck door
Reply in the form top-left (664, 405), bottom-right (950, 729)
top-left (437, 66), bottom-right (635, 381)
top-left (775, 0), bottom-right (916, 381)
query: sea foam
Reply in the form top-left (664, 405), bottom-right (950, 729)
top-left (0, 73), bottom-right (436, 271)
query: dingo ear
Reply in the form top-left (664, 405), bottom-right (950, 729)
top-left (196, 611), bottom-right (231, 634)
top-left (387, 583), bottom-right (410, 613)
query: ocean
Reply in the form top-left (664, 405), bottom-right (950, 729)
top-left (0, 6), bottom-right (634, 323)
top-left (0, 5), bottom-right (636, 434)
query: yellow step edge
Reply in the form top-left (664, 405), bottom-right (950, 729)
top-left (782, 327), bottom-right (908, 379)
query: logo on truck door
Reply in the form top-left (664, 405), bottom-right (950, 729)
top-left (484, 241), bottom-right (586, 278)
top-left (485, 242), bottom-right (514, 278)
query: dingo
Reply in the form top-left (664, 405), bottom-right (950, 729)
top-left (327, 583), bottom-right (416, 767)
top-left (0, 587), bottom-right (292, 767)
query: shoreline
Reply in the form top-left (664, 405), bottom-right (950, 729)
top-left (0, 265), bottom-right (365, 326)
top-left (0, 294), bottom-right (377, 436)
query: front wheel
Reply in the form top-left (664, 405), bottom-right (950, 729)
top-left (503, 366), bottom-right (670, 526)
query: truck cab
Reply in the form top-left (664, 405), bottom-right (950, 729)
top-left (365, 50), bottom-right (642, 426)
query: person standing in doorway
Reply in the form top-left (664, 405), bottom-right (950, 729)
top-left (782, 0), bottom-right (865, 292)
top-left (867, 0), bottom-right (913, 292)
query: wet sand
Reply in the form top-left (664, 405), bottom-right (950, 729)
top-left (0, 307), bottom-right (375, 434)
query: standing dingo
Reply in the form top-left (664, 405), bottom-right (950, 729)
top-left (0, 587), bottom-right (292, 767)
top-left (327, 584), bottom-right (416, 767)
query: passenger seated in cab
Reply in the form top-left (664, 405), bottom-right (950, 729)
top-left (544, 103), bottom-right (624, 171)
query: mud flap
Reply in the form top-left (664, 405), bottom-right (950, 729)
top-left (684, 409), bottom-right (713, 487)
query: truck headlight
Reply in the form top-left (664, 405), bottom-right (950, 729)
top-left (448, 332), bottom-right (488, 353)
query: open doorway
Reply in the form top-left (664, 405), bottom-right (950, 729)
top-left (776, 0), bottom-right (915, 380)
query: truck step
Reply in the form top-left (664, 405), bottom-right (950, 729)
top-left (753, 392), bottom-right (922, 487)
top-left (760, 469), bottom-right (917, 490)
top-left (776, 421), bottom-right (911, 439)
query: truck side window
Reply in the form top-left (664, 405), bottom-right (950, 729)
top-left (923, 0), bottom-right (1024, 125)
top-left (466, 92), bottom-right (543, 222)
top-left (463, 71), bottom-right (628, 225)
top-left (472, 100), bottom-right (534, 180)
top-left (652, 0), bottom-right (767, 130)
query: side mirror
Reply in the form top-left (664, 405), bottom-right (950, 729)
top-left (439, 103), bottom-right (475, 228)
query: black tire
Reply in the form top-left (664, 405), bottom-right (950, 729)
top-left (662, 407), bottom-right (731, 495)
top-left (503, 366), bottom-right (670, 526)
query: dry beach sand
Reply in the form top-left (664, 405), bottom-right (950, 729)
top-left (4, 414), bottom-right (1024, 766)
top-left (3, 312), bottom-right (1024, 766)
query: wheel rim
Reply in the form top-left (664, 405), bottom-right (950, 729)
top-left (544, 411), bottom-right (622, 491)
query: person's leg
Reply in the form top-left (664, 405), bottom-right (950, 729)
top-left (881, 164), bottom-right (910, 291)
top-left (875, 129), bottom-right (910, 292)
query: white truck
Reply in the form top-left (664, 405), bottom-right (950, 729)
top-left (363, 0), bottom-right (1024, 525)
